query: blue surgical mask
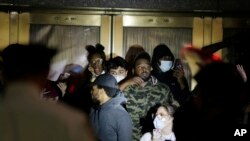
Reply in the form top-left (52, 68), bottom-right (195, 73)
top-left (153, 115), bottom-right (167, 129)
top-left (159, 60), bottom-right (173, 72)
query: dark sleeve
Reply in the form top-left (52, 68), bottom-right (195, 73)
top-left (117, 112), bottom-right (133, 141)
top-left (178, 78), bottom-right (193, 105)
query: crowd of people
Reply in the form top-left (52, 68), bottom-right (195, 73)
top-left (0, 42), bottom-right (249, 141)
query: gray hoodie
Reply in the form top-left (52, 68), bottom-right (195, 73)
top-left (90, 94), bottom-right (132, 141)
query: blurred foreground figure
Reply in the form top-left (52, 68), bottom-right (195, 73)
top-left (0, 44), bottom-right (95, 141)
top-left (174, 62), bottom-right (248, 141)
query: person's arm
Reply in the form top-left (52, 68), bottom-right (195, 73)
top-left (173, 68), bottom-right (192, 105)
top-left (162, 84), bottom-right (180, 109)
top-left (177, 78), bottom-right (192, 105)
top-left (173, 68), bottom-right (186, 90)
top-left (119, 76), bottom-right (144, 91)
top-left (117, 113), bottom-right (133, 141)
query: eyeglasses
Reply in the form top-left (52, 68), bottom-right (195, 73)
top-left (90, 58), bottom-right (103, 66)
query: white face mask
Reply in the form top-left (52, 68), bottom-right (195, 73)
top-left (159, 60), bottom-right (173, 72)
top-left (113, 75), bottom-right (125, 83)
top-left (153, 115), bottom-right (167, 129)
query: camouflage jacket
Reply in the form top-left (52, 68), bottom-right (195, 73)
top-left (123, 76), bottom-right (179, 141)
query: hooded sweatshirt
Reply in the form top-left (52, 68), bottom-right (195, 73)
top-left (89, 95), bottom-right (132, 141)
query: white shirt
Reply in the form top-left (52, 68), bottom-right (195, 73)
top-left (140, 132), bottom-right (176, 141)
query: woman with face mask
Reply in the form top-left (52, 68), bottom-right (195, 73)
top-left (151, 44), bottom-right (192, 106)
top-left (140, 104), bottom-right (176, 141)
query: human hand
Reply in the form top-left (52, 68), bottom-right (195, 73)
top-left (119, 76), bottom-right (144, 90)
top-left (57, 82), bottom-right (67, 96)
top-left (173, 68), bottom-right (186, 89)
top-left (129, 76), bottom-right (144, 86)
top-left (173, 67), bottom-right (185, 80)
top-left (88, 66), bottom-right (95, 75)
top-left (40, 89), bottom-right (59, 103)
top-left (152, 129), bottom-right (161, 141)
top-left (236, 64), bottom-right (247, 82)
top-left (88, 66), bottom-right (97, 82)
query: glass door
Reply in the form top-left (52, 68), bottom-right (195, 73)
top-left (113, 15), bottom-right (193, 87)
top-left (27, 13), bottom-right (111, 64)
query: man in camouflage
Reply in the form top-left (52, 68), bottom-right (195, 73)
top-left (120, 51), bottom-right (179, 141)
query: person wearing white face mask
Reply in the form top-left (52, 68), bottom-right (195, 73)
top-left (107, 56), bottom-right (128, 110)
top-left (107, 56), bottom-right (128, 83)
top-left (158, 60), bottom-right (173, 72)
top-left (140, 104), bottom-right (176, 141)
top-left (151, 44), bottom-right (192, 106)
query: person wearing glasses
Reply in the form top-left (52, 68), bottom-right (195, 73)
top-left (120, 51), bottom-right (179, 140)
top-left (140, 103), bottom-right (176, 141)
top-left (87, 44), bottom-right (106, 82)
top-left (62, 44), bottom-right (107, 114)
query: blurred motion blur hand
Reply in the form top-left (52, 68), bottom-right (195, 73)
top-left (236, 64), bottom-right (247, 82)
top-left (173, 68), bottom-right (186, 90)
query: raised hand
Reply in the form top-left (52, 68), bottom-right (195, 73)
top-left (236, 64), bottom-right (247, 82)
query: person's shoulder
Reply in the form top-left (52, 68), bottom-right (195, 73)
top-left (108, 105), bottom-right (128, 116)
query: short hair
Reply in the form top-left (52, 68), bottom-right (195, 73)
top-left (132, 51), bottom-right (151, 69)
top-left (107, 56), bottom-right (128, 71)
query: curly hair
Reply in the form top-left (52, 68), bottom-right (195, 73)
top-left (86, 43), bottom-right (106, 61)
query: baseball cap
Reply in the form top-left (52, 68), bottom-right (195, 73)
top-left (93, 73), bottom-right (119, 97)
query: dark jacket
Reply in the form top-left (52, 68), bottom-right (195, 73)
top-left (152, 70), bottom-right (192, 105)
top-left (89, 95), bottom-right (132, 141)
